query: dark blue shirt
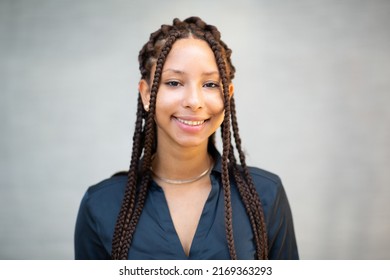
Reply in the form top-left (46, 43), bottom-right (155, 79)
top-left (74, 153), bottom-right (299, 259)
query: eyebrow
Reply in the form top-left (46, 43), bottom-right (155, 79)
top-left (162, 69), bottom-right (185, 75)
top-left (162, 69), bottom-right (220, 77)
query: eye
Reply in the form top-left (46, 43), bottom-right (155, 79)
top-left (203, 82), bottom-right (220, 88)
top-left (165, 81), bottom-right (181, 87)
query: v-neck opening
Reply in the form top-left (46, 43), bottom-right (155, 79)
top-left (152, 177), bottom-right (218, 259)
top-left (187, 175), bottom-right (220, 258)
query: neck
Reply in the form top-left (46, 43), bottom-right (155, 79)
top-left (152, 143), bottom-right (211, 181)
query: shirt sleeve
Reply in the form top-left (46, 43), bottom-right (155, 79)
top-left (266, 181), bottom-right (299, 259)
top-left (74, 191), bottom-right (111, 260)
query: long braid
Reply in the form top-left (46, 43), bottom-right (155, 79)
top-left (112, 16), bottom-right (269, 260)
top-left (111, 95), bottom-right (145, 259)
top-left (227, 142), bottom-right (262, 259)
top-left (229, 97), bottom-right (268, 259)
top-left (121, 32), bottom-right (182, 259)
top-left (203, 29), bottom-right (237, 259)
top-left (202, 20), bottom-right (268, 259)
top-left (111, 27), bottom-right (181, 259)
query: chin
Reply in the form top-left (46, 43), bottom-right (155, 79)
top-left (174, 137), bottom-right (209, 149)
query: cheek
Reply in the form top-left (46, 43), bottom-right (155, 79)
top-left (155, 90), bottom-right (176, 110)
top-left (207, 95), bottom-right (225, 114)
top-left (154, 91), bottom-right (178, 124)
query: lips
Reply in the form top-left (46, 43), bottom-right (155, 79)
top-left (175, 117), bottom-right (206, 126)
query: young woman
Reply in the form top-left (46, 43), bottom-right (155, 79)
top-left (75, 16), bottom-right (299, 260)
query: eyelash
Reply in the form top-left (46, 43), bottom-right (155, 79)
top-left (165, 81), bottom-right (181, 87)
top-left (204, 82), bottom-right (220, 88)
top-left (164, 81), bottom-right (220, 88)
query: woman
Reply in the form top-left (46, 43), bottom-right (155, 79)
top-left (75, 16), bottom-right (298, 260)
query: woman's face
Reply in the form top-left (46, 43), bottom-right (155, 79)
top-left (141, 38), bottom-right (231, 151)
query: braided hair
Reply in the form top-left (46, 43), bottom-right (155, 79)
top-left (111, 16), bottom-right (268, 260)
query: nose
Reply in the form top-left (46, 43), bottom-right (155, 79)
top-left (182, 84), bottom-right (204, 111)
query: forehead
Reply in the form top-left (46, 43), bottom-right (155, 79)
top-left (163, 38), bottom-right (217, 69)
top-left (171, 37), bottom-right (211, 49)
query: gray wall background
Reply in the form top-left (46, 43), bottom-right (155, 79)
top-left (1, 0), bottom-right (389, 259)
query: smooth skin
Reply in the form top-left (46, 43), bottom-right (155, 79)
top-left (139, 38), bottom-right (234, 256)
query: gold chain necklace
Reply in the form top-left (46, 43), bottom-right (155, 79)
top-left (150, 158), bottom-right (212, 185)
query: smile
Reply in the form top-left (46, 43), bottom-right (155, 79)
top-left (176, 118), bottom-right (206, 126)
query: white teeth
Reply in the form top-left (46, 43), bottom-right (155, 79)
top-left (176, 118), bottom-right (205, 126)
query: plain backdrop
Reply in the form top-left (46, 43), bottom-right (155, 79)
top-left (1, 0), bottom-right (389, 259)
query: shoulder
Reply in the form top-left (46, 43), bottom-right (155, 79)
top-left (86, 174), bottom-right (127, 196)
top-left (75, 175), bottom-right (127, 259)
top-left (246, 166), bottom-right (285, 208)
top-left (248, 166), bottom-right (282, 191)
top-left (232, 165), bottom-right (299, 259)
top-left (247, 166), bottom-right (282, 186)
top-left (77, 174), bottom-right (128, 231)
top-left (81, 174), bottom-right (128, 209)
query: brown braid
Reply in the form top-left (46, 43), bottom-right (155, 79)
top-left (112, 29), bottom-right (182, 259)
top-left (230, 97), bottom-right (268, 259)
top-left (111, 95), bottom-right (144, 259)
top-left (111, 16), bottom-right (268, 260)
top-left (203, 30), bottom-right (237, 259)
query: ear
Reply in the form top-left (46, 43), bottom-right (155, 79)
top-left (228, 83), bottom-right (234, 99)
top-left (138, 79), bottom-right (151, 110)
